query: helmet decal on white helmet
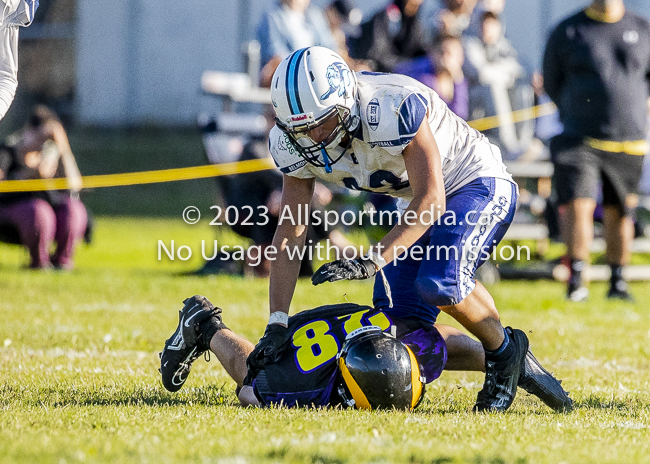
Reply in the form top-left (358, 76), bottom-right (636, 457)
top-left (320, 62), bottom-right (352, 101)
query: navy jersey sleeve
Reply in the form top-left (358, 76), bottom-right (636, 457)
top-left (398, 93), bottom-right (428, 144)
top-left (374, 91), bottom-right (428, 157)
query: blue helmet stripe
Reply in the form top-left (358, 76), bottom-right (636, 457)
top-left (286, 48), bottom-right (308, 115)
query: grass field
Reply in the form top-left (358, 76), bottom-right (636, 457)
top-left (2, 217), bottom-right (650, 463)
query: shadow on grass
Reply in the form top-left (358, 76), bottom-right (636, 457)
top-left (573, 394), bottom-right (647, 411)
top-left (418, 395), bottom-right (569, 416)
top-left (265, 447), bottom-right (527, 464)
top-left (1, 383), bottom-right (238, 408)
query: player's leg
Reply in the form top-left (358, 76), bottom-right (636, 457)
top-left (412, 177), bottom-right (516, 349)
top-left (209, 329), bottom-right (254, 387)
top-left (437, 281), bottom-right (505, 351)
top-left (435, 324), bottom-right (484, 372)
top-left (375, 178), bottom-right (525, 411)
top-left (159, 295), bottom-right (228, 392)
top-left (207, 329), bottom-right (259, 406)
top-left (601, 155), bottom-right (643, 300)
top-left (551, 137), bottom-right (600, 301)
top-left (435, 323), bottom-right (572, 411)
top-left (413, 177), bottom-right (529, 412)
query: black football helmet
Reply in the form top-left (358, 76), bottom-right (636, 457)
top-left (337, 326), bottom-right (425, 411)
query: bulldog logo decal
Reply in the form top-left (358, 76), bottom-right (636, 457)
top-left (320, 62), bottom-right (352, 100)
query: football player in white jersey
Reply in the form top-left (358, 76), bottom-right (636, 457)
top-left (0, 0), bottom-right (38, 121)
top-left (249, 46), bottom-right (550, 412)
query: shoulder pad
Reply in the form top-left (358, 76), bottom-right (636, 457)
top-left (268, 126), bottom-right (310, 175)
top-left (357, 76), bottom-right (429, 149)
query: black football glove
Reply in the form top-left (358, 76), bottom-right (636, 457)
top-left (311, 258), bottom-right (377, 286)
top-left (246, 323), bottom-right (291, 376)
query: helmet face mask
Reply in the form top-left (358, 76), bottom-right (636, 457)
top-left (271, 47), bottom-right (360, 172)
top-left (275, 105), bottom-right (356, 168)
top-left (337, 326), bottom-right (425, 411)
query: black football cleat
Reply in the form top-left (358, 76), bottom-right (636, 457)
top-left (519, 348), bottom-right (573, 412)
top-left (607, 281), bottom-right (634, 301)
top-left (159, 295), bottom-right (225, 392)
top-left (474, 327), bottom-right (529, 413)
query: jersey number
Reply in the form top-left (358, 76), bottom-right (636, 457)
top-left (342, 170), bottom-right (410, 193)
top-left (292, 309), bottom-right (391, 373)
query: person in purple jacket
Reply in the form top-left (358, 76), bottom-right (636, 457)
top-left (394, 34), bottom-right (469, 119)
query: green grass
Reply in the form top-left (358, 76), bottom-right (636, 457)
top-left (2, 218), bottom-right (650, 463)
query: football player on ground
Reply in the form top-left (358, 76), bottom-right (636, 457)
top-left (253, 46), bottom-right (561, 412)
top-left (160, 295), bottom-right (572, 411)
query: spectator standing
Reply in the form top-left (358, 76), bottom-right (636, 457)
top-left (356, 0), bottom-right (429, 72)
top-left (543, 0), bottom-right (650, 301)
top-left (394, 34), bottom-right (469, 119)
top-left (433, 0), bottom-right (477, 37)
top-left (464, 11), bottom-right (533, 159)
top-left (466, 0), bottom-right (505, 37)
top-left (256, 0), bottom-right (336, 87)
top-left (0, 105), bottom-right (87, 270)
top-left (0, 0), bottom-right (38, 121)
top-left (324, 0), bottom-right (362, 62)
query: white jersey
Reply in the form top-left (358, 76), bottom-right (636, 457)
top-left (0, 0), bottom-right (37, 120)
top-left (269, 72), bottom-right (512, 204)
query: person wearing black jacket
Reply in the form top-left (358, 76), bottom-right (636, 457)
top-left (543, 0), bottom-right (650, 301)
top-left (354, 0), bottom-right (428, 72)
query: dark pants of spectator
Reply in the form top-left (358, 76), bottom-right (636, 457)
top-left (0, 197), bottom-right (87, 269)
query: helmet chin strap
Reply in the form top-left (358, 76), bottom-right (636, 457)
top-left (320, 147), bottom-right (333, 173)
top-left (310, 113), bottom-right (359, 173)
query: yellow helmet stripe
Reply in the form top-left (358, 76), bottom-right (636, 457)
top-left (405, 345), bottom-right (423, 410)
top-left (339, 357), bottom-right (372, 410)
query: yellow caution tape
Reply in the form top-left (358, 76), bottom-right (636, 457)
top-left (0, 157), bottom-right (276, 193)
top-left (467, 102), bottom-right (557, 132)
top-left (0, 103), bottom-right (558, 193)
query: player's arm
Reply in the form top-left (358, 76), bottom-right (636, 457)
top-left (238, 385), bottom-right (261, 407)
top-left (269, 174), bottom-right (315, 315)
top-left (372, 117), bottom-right (446, 264)
top-left (311, 118), bottom-right (445, 285)
top-left (247, 174), bottom-right (314, 374)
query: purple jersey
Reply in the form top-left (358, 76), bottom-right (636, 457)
top-left (247, 303), bottom-right (447, 408)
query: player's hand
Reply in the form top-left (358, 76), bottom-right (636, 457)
top-left (311, 258), bottom-right (377, 285)
top-left (246, 323), bottom-right (291, 374)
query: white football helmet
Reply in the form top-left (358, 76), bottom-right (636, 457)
top-left (270, 46), bottom-right (360, 172)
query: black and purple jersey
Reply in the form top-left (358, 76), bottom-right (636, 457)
top-left (247, 303), bottom-right (447, 408)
